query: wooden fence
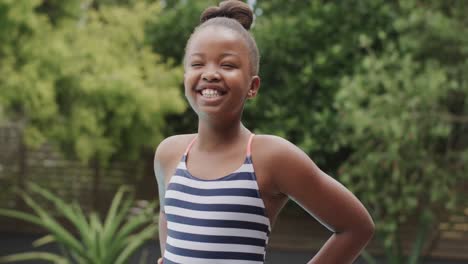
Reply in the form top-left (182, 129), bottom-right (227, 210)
top-left (0, 123), bottom-right (154, 233)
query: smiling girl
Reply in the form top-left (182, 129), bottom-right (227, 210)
top-left (154, 1), bottom-right (374, 263)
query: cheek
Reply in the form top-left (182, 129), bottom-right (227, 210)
top-left (184, 72), bottom-right (196, 91)
top-left (225, 71), bottom-right (248, 85)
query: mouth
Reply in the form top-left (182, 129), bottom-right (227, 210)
top-left (196, 85), bottom-right (227, 99)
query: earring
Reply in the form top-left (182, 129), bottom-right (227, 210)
top-left (248, 90), bottom-right (254, 96)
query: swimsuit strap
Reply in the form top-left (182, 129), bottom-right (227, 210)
top-left (184, 135), bottom-right (197, 156)
top-left (247, 133), bottom-right (255, 157)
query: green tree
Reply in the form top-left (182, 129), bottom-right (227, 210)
top-left (146, 0), bottom-right (218, 65)
top-left (0, 0), bottom-right (186, 165)
top-left (336, 1), bottom-right (468, 262)
top-left (250, 0), bottom-right (396, 168)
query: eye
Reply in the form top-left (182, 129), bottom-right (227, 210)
top-left (190, 62), bottom-right (203, 67)
top-left (221, 63), bottom-right (236, 69)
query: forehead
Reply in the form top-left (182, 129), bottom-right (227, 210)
top-left (187, 26), bottom-right (250, 58)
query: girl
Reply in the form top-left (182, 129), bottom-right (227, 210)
top-left (154, 1), bottom-right (374, 263)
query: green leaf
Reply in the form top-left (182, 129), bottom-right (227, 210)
top-left (19, 191), bottom-right (87, 261)
top-left (0, 252), bottom-right (68, 264)
top-left (114, 225), bottom-right (158, 264)
top-left (27, 183), bottom-right (91, 247)
top-left (0, 208), bottom-right (43, 227)
top-left (32, 235), bottom-right (56, 248)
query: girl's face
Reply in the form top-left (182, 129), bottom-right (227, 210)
top-left (184, 26), bottom-right (260, 119)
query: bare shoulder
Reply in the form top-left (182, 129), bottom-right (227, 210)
top-left (252, 134), bottom-right (306, 164)
top-left (155, 134), bottom-right (196, 162)
top-left (253, 134), bottom-right (296, 149)
top-left (154, 134), bottom-right (196, 182)
top-left (251, 134), bottom-right (314, 189)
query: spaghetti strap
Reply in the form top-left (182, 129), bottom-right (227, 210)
top-left (247, 133), bottom-right (255, 157)
top-left (184, 135), bottom-right (197, 155)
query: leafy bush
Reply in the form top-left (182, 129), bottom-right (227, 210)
top-left (0, 0), bottom-right (186, 165)
top-left (0, 183), bottom-right (158, 264)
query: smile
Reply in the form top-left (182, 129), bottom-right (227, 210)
top-left (197, 85), bottom-right (227, 99)
top-left (201, 88), bottom-right (221, 97)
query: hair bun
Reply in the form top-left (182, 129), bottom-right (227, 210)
top-left (200, 0), bottom-right (253, 30)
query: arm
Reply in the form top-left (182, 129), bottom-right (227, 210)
top-left (154, 142), bottom-right (168, 257)
top-left (153, 134), bottom-right (196, 262)
top-left (268, 137), bottom-right (374, 264)
top-left (157, 212), bottom-right (167, 264)
top-left (154, 137), bottom-right (178, 258)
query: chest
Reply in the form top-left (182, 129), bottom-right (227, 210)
top-left (185, 148), bottom-right (247, 180)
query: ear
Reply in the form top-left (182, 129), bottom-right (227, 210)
top-left (247, 75), bottom-right (261, 99)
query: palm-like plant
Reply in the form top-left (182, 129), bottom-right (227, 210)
top-left (0, 183), bottom-right (158, 264)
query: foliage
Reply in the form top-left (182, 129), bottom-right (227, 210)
top-left (0, 0), bottom-right (186, 165)
top-left (249, 0), bottom-right (397, 167)
top-left (0, 183), bottom-right (157, 264)
top-left (146, 0), bottom-right (218, 65)
top-left (335, 1), bottom-right (468, 262)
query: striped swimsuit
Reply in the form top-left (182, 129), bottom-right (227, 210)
top-left (162, 134), bottom-right (271, 264)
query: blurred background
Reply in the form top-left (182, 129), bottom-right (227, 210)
top-left (0, 0), bottom-right (467, 263)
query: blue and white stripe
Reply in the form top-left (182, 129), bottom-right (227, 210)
top-left (163, 156), bottom-right (271, 264)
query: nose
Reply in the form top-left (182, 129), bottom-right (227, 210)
top-left (201, 69), bottom-right (220, 82)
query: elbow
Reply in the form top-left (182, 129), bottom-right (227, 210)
top-left (345, 216), bottom-right (375, 244)
top-left (335, 217), bottom-right (375, 241)
top-left (361, 217), bottom-right (375, 243)
top-left (367, 221), bottom-right (375, 241)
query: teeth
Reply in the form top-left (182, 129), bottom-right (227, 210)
top-left (201, 88), bottom-right (220, 98)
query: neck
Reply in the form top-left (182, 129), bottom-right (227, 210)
top-left (196, 117), bottom-right (250, 152)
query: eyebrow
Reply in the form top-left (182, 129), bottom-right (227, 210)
top-left (189, 52), bottom-right (240, 58)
